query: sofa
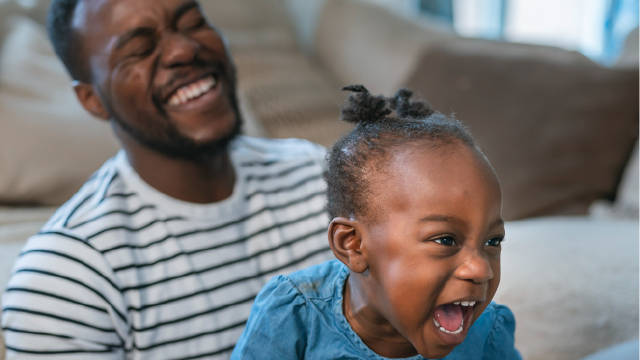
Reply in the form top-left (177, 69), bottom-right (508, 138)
top-left (0, 0), bottom-right (637, 359)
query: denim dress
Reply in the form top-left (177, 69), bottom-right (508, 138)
top-left (232, 260), bottom-right (521, 360)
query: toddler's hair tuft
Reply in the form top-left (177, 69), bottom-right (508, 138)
top-left (325, 85), bottom-right (477, 220)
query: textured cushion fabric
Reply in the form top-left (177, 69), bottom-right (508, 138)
top-left (404, 39), bottom-right (639, 220)
top-left (494, 216), bottom-right (639, 360)
top-left (234, 48), bottom-right (353, 147)
top-left (199, 0), bottom-right (297, 51)
top-left (581, 339), bottom-right (639, 360)
top-left (0, 17), bottom-right (119, 205)
top-left (314, 0), bottom-right (455, 95)
top-left (0, 2), bottom-right (20, 44)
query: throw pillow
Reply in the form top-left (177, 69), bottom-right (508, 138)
top-left (405, 39), bottom-right (639, 220)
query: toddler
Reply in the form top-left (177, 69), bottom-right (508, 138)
top-left (231, 85), bottom-right (521, 359)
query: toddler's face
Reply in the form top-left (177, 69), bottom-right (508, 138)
top-left (360, 142), bottom-right (503, 358)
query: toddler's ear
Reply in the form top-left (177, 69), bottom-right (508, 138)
top-left (328, 218), bottom-right (367, 273)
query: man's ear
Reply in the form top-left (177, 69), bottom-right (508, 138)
top-left (328, 217), bottom-right (368, 273)
top-left (73, 81), bottom-right (109, 120)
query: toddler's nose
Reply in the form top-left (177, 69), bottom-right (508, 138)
top-left (454, 249), bottom-right (495, 284)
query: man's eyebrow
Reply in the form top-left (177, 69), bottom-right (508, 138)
top-left (171, 1), bottom-right (200, 28)
top-left (113, 1), bottom-right (200, 51)
top-left (114, 27), bottom-right (155, 51)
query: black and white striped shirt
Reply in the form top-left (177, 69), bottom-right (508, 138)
top-left (2, 136), bottom-right (332, 359)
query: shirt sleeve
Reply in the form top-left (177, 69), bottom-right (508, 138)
top-left (482, 304), bottom-right (522, 360)
top-left (231, 275), bottom-right (309, 360)
top-left (2, 233), bottom-right (128, 359)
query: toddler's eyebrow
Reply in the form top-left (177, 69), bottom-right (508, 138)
top-left (419, 215), bottom-right (504, 229)
top-left (419, 215), bottom-right (461, 224)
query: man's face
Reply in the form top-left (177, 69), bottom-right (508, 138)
top-left (74, 0), bottom-right (240, 158)
top-left (359, 143), bottom-right (504, 358)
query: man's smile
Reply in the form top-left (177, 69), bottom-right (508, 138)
top-left (167, 74), bottom-right (217, 106)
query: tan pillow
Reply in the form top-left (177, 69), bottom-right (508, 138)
top-left (0, 17), bottom-right (118, 205)
top-left (404, 39), bottom-right (639, 220)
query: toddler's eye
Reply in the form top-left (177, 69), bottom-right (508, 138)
top-left (433, 236), bottom-right (456, 246)
top-left (485, 236), bottom-right (504, 247)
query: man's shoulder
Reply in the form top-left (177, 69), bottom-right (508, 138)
top-left (232, 136), bottom-right (327, 165)
top-left (40, 153), bottom-right (133, 238)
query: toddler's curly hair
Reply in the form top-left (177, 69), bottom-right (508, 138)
top-left (325, 85), bottom-right (477, 220)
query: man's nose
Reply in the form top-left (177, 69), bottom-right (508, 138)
top-left (454, 249), bottom-right (495, 284)
top-left (159, 33), bottom-right (199, 67)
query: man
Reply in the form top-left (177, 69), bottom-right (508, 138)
top-left (1, 0), bottom-right (330, 358)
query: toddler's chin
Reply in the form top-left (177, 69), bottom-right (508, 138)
top-left (411, 328), bottom-right (463, 359)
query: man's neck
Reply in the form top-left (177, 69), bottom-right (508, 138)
top-left (123, 140), bottom-right (236, 204)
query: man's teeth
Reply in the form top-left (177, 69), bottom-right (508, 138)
top-left (433, 318), bottom-right (464, 335)
top-left (453, 301), bottom-right (476, 307)
top-left (168, 76), bottom-right (217, 106)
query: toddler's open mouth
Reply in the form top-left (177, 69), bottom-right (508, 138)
top-left (433, 300), bottom-right (477, 335)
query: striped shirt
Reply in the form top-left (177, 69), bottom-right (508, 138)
top-left (2, 136), bottom-right (332, 359)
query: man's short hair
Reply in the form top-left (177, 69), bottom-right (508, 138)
top-left (47, 0), bottom-right (84, 81)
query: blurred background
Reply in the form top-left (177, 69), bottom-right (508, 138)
top-left (364, 0), bottom-right (638, 64)
top-left (0, 1), bottom-right (637, 360)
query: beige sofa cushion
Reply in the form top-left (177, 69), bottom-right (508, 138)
top-left (234, 48), bottom-right (352, 147)
top-left (314, 0), bottom-right (455, 95)
top-left (495, 216), bottom-right (639, 360)
top-left (0, 17), bottom-right (118, 205)
top-left (405, 39), bottom-right (639, 220)
top-left (199, 0), bottom-right (297, 51)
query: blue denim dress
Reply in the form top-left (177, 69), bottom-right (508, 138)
top-left (232, 260), bottom-right (521, 360)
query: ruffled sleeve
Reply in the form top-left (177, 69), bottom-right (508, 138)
top-left (231, 275), bottom-right (308, 360)
top-left (482, 304), bottom-right (522, 360)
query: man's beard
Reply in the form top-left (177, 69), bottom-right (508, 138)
top-left (111, 87), bottom-right (243, 161)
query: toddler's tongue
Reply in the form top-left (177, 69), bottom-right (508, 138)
top-left (434, 303), bottom-right (463, 332)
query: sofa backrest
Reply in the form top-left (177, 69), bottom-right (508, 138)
top-left (199, 0), bottom-right (298, 52)
top-left (313, 0), bottom-right (456, 94)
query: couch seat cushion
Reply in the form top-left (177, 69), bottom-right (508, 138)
top-left (495, 216), bottom-right (639, 360)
